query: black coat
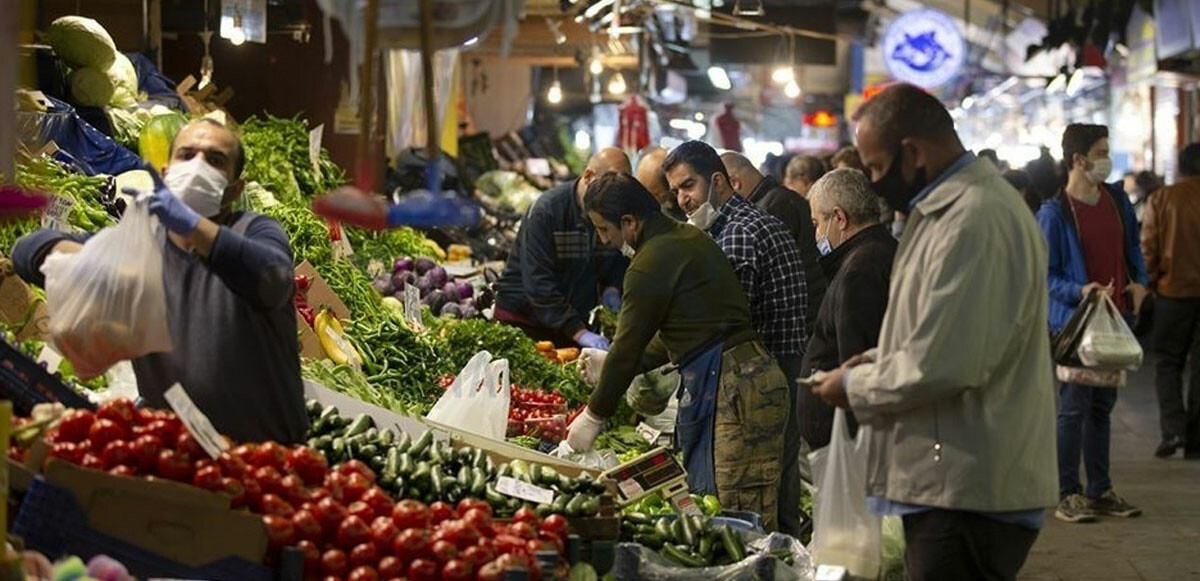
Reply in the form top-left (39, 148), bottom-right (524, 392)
top-left (745, 177), bottom-right (828, 333)
top-left (798, 224), bottom-right (897, 448)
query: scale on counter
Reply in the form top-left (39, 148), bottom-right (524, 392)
top-left (600, 446), bottom-right (702, 517)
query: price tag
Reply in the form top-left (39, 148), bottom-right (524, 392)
top-left (322, 324), bottom-right (360, 370)
top-left (41, 195), bottom-right (75, 232)
top-left (495, 476), bottom-right (555, 505)
top-left (36, 344), bottom-right (63, 372)
top-left (404, 285), bottom-right (425, 331)
top-left (308, 124), bottom-right (324, 181)
top-left (669, 490), bottom-right (703, 517)
top-left (163, 384), bottom-right (229, 459)
top-left (635, 422), bottom-right (662, 445)
top-left (617, 477), bottom-right (645, 499)
top-left (366, 259), bottom-right (386, 278)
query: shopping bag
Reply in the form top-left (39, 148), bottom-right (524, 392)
top-left (40, 198), bottom-right (171, 379)
top-left (625, 364), bottom-right (679, 416)
top-left (1052, 289), bottom-right (1101, 366)
top-left (1077, 292), bottom-right (1143, 370)
top-left (426, 350), bottom-right (510, 440)
top-left (809, 409), bottom-right (880, 579)
top-left (1055, 364), bottom-right (1126, 388)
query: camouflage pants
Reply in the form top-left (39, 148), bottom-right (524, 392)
top-left (714, 340), bottom-right (790, 532)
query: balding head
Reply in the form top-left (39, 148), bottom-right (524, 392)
top-left (575, 147), bottom-right (631, 204)
top-left (719, 152), bottom-right (764, 199)
top-left (636, 148), bottom-right (671, 205)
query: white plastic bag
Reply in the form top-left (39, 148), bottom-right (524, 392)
top-left (426, 350), bottom-right (510, 440)
top-left (809, 409), bottom-right (880, 579)
top-left (1056, 364), bottom-right (1127, 387)
top-left (41, 199), bottom-right (171, 379)
top-left (1077, 292), bottom-right (1142, 370)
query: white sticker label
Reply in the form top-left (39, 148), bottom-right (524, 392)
top-left (617, 477), bottom-right (645, 500)
top-left (635, 422), bottom-right (662, 445)
top-left (37, 344), bottom-right (63, 372)
top-left (366, 259), bottom-right (386, 278)
top-left (309, 124), bottom-right (324, 181)
top-left (404, 285), bottom-right (425, 331)
top-left (322, 324), bottom-right (360, 369)
top-left (495, 476), bottom-right (556, 505)
top-left (41, 195), bottom-right (75, 232)
top-left (670, 491), bottom-right (703, 517)
top-left (163, 384), bottom-right (229, 459)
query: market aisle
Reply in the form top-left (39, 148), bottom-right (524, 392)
top-left (1021, 356), bottom-right (1200, 580)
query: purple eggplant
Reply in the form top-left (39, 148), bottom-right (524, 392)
top-left (414, 275), bottom-right (434, 296)
top-left (391, 272), bottom-right (409, 292)
top-left (393, 257), bottom-right (415, 273)
top-left (428, 266), bottom-right (449, 287)
top-left (455, 281), bottom-right (474, 299)
top-left (372, 274), bottom-right (394, 295)
top-left (440, 302), bottom-right (463, 319)
top-left (442, 281), bottom-right (461, 302)
top-left (414, 256), bottom-right (437, 275)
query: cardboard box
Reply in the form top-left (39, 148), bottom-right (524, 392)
top-left (42, 459), bottom-right (268, 568)
top-left (294, 261), bottom-right (351, 360)
top-left (0, 271), bottom-right (49, 341)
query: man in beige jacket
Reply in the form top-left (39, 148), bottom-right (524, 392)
top-left (814, 84), bottom-right (1058, 581)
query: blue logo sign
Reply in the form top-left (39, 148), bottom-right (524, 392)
top-left (883, 9), bottom-right (966, 89)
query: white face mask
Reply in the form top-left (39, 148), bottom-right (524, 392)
top-left (1086, 157), bottom-right (1113, 186)
top-left (165, 156), bottom-right (229, 217)
top-left (686, 179), bottom-right (719, 230)
top-left (816, 221), bottom-right (833, 256)
top-left (620, 242), bottom-right (635, 258)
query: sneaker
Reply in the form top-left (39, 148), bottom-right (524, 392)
top-left (1091, 489), bottom-right (1142, 518)
top-left (1155, 436), bottom-right (1185, 458)
top-left (1055, 494), bottom-right (1097, 523)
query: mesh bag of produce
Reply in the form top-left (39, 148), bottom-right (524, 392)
top-left (41, 197), bottom-right (171, 379)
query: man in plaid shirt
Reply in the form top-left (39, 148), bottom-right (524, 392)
top-left (664, 140), bottom-right (811, 537)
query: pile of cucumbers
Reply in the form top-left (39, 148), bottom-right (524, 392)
top-left (620, 512), bottom-right (795, 569)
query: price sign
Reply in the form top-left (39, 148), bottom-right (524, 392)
top-left (36, 344), bottom-right (63, 372)
top-left (403, 285), bottom-right (425, 331)
top-left (495, 476), bottom-right (555, 505)
top-left (635, 422), bottom-right (662, 445)
top-left (41, 195), bottom-right (75, 233)
top-left (309, 124), bottom-right (325, 181)
top-left (163, 384), bottom-right (230, 459)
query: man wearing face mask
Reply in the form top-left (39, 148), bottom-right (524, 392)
top-left (811, 84), bottom-right (1056, 581)
top-left (1037, 124), bottom-right (1148, 524)
top-left (798, 169), bottom-right (896, 449)
top-left (564, 172), bottom-right (790, 531)
top-left (663, 141), bottom-right (810, 536)
top-left (494, 148), bottom-right (631, 350)
top-left (12, 119), bottom-right (308, 444)
top-left (635, 147), bottom-right (687, 221)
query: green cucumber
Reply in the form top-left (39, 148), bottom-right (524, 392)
top-left (718, 525), bottom-right (746, 561)
top-left (343, 414), bottom-right (372, 438)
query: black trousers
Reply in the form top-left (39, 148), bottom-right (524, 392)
top-left (775, 354), bottom-right (805, 537)
top-left (1150, 296), bottom-right (1200, 450)
top-left (903, 510), bottom-right (1039, 581)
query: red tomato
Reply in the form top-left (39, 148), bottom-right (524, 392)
top-left (253, 465), bottom-right (283, 495)
top-left (377, 555), bottom-right (404, 578)
top-left (49, 441), bottom-right (85, 465)
top-left (343, 473), bottom-right (370, 503)
top-left (260, 493), bottom-right (296, 518)
top-left (217, 451), bottom-right (249, 478)
top-left (129, 434), bottom-right (163, 472)
top-left (287, 446), bottom-right (329, 486)
top-left (392, 499), bottom-right (431, 530)
top-left (511, 506), bottom-right (539, 526)
top-left (134, 407), bottom-right (156, 426)
top-left (87, 419), bottom-right (128, 452)
top-left (321, 549), bottom-right (349, 576)
top-left (406, 559), bottom-right (439, 581)
top-left (314, 497), bottom-right (349, 534)
top-left (359, 487), bottom-right (393, 518)
top-left (296, 539), bottom-right (321, 573)
top-left (277, 474), bottom-right (307, 506)
top-left (460, 545), bottom-right (493, 570)
top-left (262, 514), bottom-right (295, 549)
top-left (392, 528), bottom-right (430, 562)
top-left (96, 398), bottom-right (136, 427)
top-left (325, 471), bottom-right (349, 502)
top-left (220, 477), bottom-right (246, 508)
top-left (336, 459), bottom-right (376, 484)
top-left (441, 559), bottom-right (472, 581)
top-left (461, 508), bottom-right (492, 531)
top-left (537, 532), bottom-right (564, 556)
top-left (175, 432), bottom-right (205, 459)
top-left (241, 477), bottom-right (264, 511)
top-left (254, 441), bottom-right (289, 469)
top-left (369, 516), bottom-right (398, 546)
top-left (336, 515), bottom-right (371, 549)
top-left (347, 566), bottom-right (379, 581)
top-left (309, 487), bottom-right (331, 504)
top-left (430, 539), bottom-right (457, 563)
top-left (55, 409), bottom-right (95, 443)
top-left (435, 520), bottom-right (481, 551)
top-left (429, 502), bottom-right (455, 526)
top-left (507, 522), bottom-right (536, 541)
top-left (292, 509), bottom-right (323, 542)
top-left (348, 542), bottom-right (378, 568)
top-left (493, 534), bottom-right (528, 556)
top-left (456, 498), bottom-right (490, 518)
top-left (107, 464), bottom-right (137, 477)
top-left (155, 449), bottom-right (193, 482)
top-left (231, 443), bottom-right (258, 466)
top-left (539, 514), bottom-right (568, 539)
top-left (192, 465), bottom-right (224, 491)
top-left (347, 501), bottom-right (376, 523)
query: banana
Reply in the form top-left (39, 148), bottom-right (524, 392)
top-left (315, 308), bottom-right (362, 368)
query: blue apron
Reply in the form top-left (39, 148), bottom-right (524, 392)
top-left (673, 340), bottom-right (725, 494)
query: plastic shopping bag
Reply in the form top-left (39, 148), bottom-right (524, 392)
top-left (426, 350), bottom-right (510, 440)
top-left (1077, 292), bottom-right (1143, 370)
top-left (626, 364), bottom-right (679, 416)
top-left (41, 198), bottom-right (170, 379)
top-left (809, 409), bottom-right (880, 579)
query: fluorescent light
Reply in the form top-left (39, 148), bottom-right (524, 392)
top-left (463, 36), bottom-right (480, 46)
top-left (707, 66), bottom-right (731, 90)
top-left (771, 66), bottom-right (793, 85)
top-left (784, 79), bottom-right (801, 99)
top-left (584, 0), bottom-right (615, 20)
top-left (547, 80), bottom-right (563, 104)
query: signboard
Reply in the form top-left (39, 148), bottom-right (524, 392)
top-left (1154, 0), bottom-right (1193, 59)
top-left (882, 9), bottom-right (966, 89)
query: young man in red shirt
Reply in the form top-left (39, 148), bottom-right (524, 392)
top-left (1037, 124), bottom-right (1149, 523)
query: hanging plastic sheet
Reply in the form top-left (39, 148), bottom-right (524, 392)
top-left (385, 49), bottom-right (461, 159)
top-left (17, 96), bottom-right (142, 177)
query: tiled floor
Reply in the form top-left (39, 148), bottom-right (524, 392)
top-left (1020, 358), bottom-right (1200, 580)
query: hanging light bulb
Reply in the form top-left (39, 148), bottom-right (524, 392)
top-left (227, 3), bottom-right (246, 46)
top-left (547, 68), bottom-right (563, 104)
top-left (771, 66), bottom-right (794, 85)
top-left (589, 56), bottom-right (604, 76)
top-left (707, 66), bottom-right (731, 91)
top-left (784, 79), bottom-right (801, 99)
top-left (607, 72), bottom-right (627, 95)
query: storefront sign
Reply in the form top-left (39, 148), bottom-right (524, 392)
top-left (1126, 6), bottom-right (1157, 84)
top-left (1154, 0), bottom-right (1194, 59)
top-left (882, 9), bottom-right (966, 89)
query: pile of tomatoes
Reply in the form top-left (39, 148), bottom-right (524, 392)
top-left (506, 386), bottom-right (570, 443)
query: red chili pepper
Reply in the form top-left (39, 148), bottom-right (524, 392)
top-left (298, 306), bottom-right (316, 327)
top-left (295, 275), bottom-right (311, 291)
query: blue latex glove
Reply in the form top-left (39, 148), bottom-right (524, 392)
top-left (576, 330), bottom-right (611, 351)
top-left (122, 170), bottom-right (200, 235)
top-left (601, 287), bottom-right (621, 312)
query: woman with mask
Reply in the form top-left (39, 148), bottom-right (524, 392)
top-left (1037, 124), bottom-right (1149, 524)
top-left (12, 119), bottom-right (308, 444)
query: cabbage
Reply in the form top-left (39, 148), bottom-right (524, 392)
top-left (107, 53), bottom-right (139, 108)
top-left (68, 67), bottom-right (114, 107)
top-left (138, 113), bottom-right (189, 170)
top-left (47, 16), bottom-right (118, 69)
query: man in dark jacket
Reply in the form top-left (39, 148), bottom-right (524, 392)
top-left (798, 169), bottom-right (897, 448)
top-left (722, 151), bottom-right (827, 334)
top-left (494, 148), bottom-right (631, 349)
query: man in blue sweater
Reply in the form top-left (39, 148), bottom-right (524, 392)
top-left (13, 119), bottom-right (308, 444)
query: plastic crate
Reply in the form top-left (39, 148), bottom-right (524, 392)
top-left (0, 337), bottom-right (94, 416)
top-left (13, 477), bottom-right (277, 581)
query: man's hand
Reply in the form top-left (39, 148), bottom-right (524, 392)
top-left (843, 351), bottom-right (876, 368)
top-left (577, 348), bottom-right (608, 387)
top-left (565, 407), bottom-right (606, 452)
top-left (575, 330), bottom-right (610, 351)
top-left (1127, 282), bottom-right (1150, 314)
top-left (601, 287), bottom-right (621, 312)
top-left (1081, 281), bottom-right (1112, 298)
top-left (812, 366), bottom-right (850, 409)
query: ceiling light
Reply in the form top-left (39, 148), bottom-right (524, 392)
top-left (732, 0), bottom-right (764, 17)
top-left (707, 66), bottom-right (731, 90)
top-left (227, 26), bottom-right (246, 46)
top-left (784, 79), bottom-right (801, 99)
top-left (607, 71), bottom-right (627, 95)
top-left (589, 55), bottom-right (604, 75)
top-left (547, 80), bottom-right (563, 104)
top-left (463, 36), bottom-right (480, 47)
top-left (583, 0), bottom-right (615, 20)
top-left (771, 66), bottom-right (793, 85)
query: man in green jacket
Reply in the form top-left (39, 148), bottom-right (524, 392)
top-left (563, 172), bottom-right (790, 531)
